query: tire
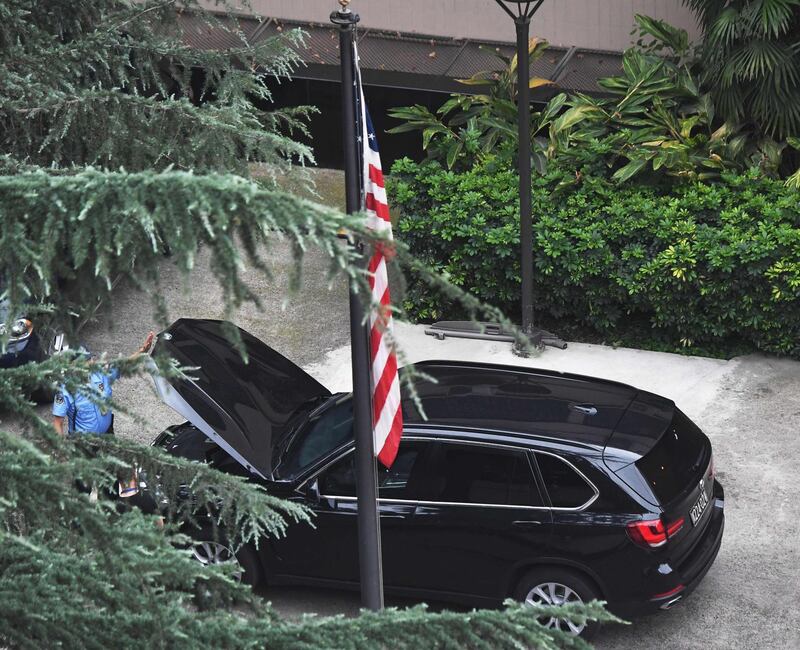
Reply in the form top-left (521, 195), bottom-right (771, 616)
top-left (235, 543), bottom-right (263, 588)
top-left (190, 527), bottom-right (263, 588)
top-left (513, 567), bottom-right (601, 640)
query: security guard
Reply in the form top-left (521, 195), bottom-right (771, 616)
top-left (52, 332), bottom-right (154, 436)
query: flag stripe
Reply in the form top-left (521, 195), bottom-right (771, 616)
top-left (365, 193), bottom-right (391, 221)
top-left (377, 408), bottom-right (403, 467)
top-left (373, 372), bottom-right (401, 455)
top-left (368, 163), bottom-right (384, 186)
top-left (354, 41), bottom-right (403, 469)
top-left (372, 351), bottom-right (398, 423)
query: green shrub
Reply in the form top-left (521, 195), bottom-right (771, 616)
top-left (389, 157), bottom-right (800, 357)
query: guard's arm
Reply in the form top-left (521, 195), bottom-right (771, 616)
top-left (53, 415), bottom-right (67, 436)
top-left (52, 389), bottom-right (70, 435)
top-left (131, 331), bottom-right (155, 359)
top-left (107, 331), bottom-right (156, 380)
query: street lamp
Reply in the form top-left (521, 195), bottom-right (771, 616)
top-left (426, 1), bottom-right (566, 351)
top-left (493, 0), bottom-right (544, 347)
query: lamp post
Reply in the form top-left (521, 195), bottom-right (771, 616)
top-left (492, 0), bottom-right (545, 348)
top-left (425, 1), bottom-right (565, 349)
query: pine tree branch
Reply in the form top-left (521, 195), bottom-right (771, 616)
top-left (263, 602), bottom-right (621, 650)
top-left (0, 168), bottom-right (358, 339)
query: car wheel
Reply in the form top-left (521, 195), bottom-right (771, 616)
top-left (514, 567), bottom-right (600, 639)
top-left (234, 543), bottom-right (263, 587)
top-left (190, 533), bottom-right (263, 587)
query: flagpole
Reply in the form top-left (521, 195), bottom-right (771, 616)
top-left (331, 1), bottom-right (385, 611)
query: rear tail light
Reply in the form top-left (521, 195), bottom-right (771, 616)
top-left (708, 454), bottom-right (715, 481)
top-left (627, 517), bottom-right (685, 549)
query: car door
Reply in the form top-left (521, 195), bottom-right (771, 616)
top-left (397, 438), bottom-right (552, 600)
top-left (272, 441), bottom-right (426, 585)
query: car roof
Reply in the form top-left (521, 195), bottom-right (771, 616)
top-left (399, 360), bottom-right (643, 451)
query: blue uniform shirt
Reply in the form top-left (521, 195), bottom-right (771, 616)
top-left (52, 367), bottom-right (120, 434)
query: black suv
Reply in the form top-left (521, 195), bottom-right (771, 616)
top-left (152, 319), bottom-right (725, 636)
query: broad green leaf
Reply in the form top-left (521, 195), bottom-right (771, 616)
top-left (727, 134), bottom-right (748, 158)
top-left (457, 75), bottom-right (494, 86)
top-left (785, 168), bottom-right (800, 189)
top-left (538, 93), bottom-right (567, 126)
top-left (709, 121), bottom-right (735, 142)
top-left (551, 105), bottom-right (598, 134)
top-left (386, 122), bottom-right (430, 134)
top-left (679, 116), bottom-right (701, 139)
top-left (612, 156), bottom-right (650, 182)
top-left (437, 97), bottom-right (466, 116)
top-left (530, 77), bottom-right (555, 89)
top-left (634, 14), bottom-right (690, 55)
top-left (531, 150), bottom-right (547, 175)
top-left (422, 127), bottom-right (447, 150)
top-left (508, 37), bottom-right (550, 77)
top-left (446, 140), bottom-right (463, 169)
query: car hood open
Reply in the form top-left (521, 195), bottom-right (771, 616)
top-left (150, 319), bottom-right (331, 479)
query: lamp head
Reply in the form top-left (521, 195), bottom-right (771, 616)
top-left (491, 0), bottom-right (544, 21)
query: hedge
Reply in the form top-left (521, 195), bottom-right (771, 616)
top-left (388, 158), bottom-right (800, 357)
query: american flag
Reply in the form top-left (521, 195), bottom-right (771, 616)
top-left (354, 43), bottom-right (403, 468)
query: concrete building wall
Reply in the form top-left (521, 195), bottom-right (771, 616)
top-left (227, 0), bottom-right (699, 52)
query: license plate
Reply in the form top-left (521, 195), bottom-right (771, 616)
top-left (689, 480), bottom-right (710, 526)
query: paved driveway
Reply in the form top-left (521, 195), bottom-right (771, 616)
top-left (47, 244), bottom-right (800, 649)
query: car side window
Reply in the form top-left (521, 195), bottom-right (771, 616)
top-left (318, 442), bottom-right (424, 499)
top-left (535, 452), bottom-right (595, 509)
top-left (417, 442), bottom-right (544, 507)
top-left (318, 452), bottom-right (357, 497)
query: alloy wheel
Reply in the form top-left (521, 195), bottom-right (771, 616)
top-left (524, 581), bottom-right (586, 636)
top-left (191, 540), bottom-right (243, 581)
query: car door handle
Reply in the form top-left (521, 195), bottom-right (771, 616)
top-left (512, 520), bottom-right (543, 528)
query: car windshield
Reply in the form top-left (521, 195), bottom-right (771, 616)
top-left (273, 397), bottom-right (353, 480)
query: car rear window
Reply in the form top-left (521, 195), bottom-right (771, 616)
top-left (635, 409), bottom-right (710, 505)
